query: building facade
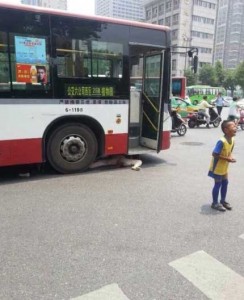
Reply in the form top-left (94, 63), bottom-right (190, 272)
top-left (95, 0), bottom-right (145, 21)
top-left (144, 0), bottom-right (217, 77)
top-left (21, 0), bottom-right (67, 10)
top-left (214, 0), bottom-right (244, 69)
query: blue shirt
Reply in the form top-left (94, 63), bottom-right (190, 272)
top-left (215, 96), bottom-right (225, 107)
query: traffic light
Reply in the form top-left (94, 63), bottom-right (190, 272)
top-left (193, 55), bottom-right (198, 73)
top-left (187, 50), bottom-right (193, 57)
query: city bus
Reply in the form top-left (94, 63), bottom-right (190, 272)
top-left (0, 2), bottom-right (171, 174)
top-left (186, 85), bottom-right (226, 105)
top-left (172, 76), bottom-right (186, 99)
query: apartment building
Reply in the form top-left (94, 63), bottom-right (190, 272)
top-left (214, 0), bottom-right (244, 69)
top-left (95, 0), bottom-right (145, 21)
top-left (144, 0), bottom-right (217, 76)
top-left (21, 0), bottom-right (67, 10)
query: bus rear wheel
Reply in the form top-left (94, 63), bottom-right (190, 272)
top-left (47, 123), bottom-right (98, 174)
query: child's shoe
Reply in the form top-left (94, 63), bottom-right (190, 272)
top-left (221, 201), bottom-right (232, 210)
top-left (211, 203), bottom-right (226, 211)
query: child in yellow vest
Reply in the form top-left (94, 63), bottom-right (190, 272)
top-left (208, 120), bottom-right (237, 211)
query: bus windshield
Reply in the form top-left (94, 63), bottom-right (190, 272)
top-left (172, 77), bottom-right (186, 98)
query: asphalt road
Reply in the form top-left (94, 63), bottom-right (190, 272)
top-left (1, 108), bottom-right (244, 300)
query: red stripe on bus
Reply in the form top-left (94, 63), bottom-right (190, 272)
top-left (161, 131), bottom-right (171, 150)
top-left (0, 138), bottom-right (43, 167)
top-left (0, 132), bottom-right (169, 167)
top-left (105, 133), bottom-right (128, 155)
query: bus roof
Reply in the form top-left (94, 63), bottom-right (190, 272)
top-left (0, 1), bottom-right (170, 32)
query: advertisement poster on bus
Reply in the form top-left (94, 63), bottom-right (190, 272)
top-left (15, 36), bottom-right (47, 83)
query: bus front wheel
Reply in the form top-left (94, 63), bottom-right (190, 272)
top-left (47, 123), bottom-right (98, 174)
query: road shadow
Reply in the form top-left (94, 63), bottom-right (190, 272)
top-left (200, 204), bottom-right (226, 215)
top-left (0, 154), bottom-right (174, 185)
top-left (135, 154), bottom-right (175, 168)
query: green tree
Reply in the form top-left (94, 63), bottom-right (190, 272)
top-left (223, 69), bottom-right (237, 97)
top-left (214, 61), bottom-right (225, 86)
top-left (235, 61), bottom-right (244, 92)
top-left (183, 68), bottom-right (197, 86)
top-left (199, 64), bottom-right (216, 85)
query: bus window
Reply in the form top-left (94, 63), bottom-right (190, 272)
top-left (54, 20), bottom-right (123, 79)
top-left (56, 38), bottom-right (89, 78)
top-left (91, 41), bottom-right (123, 78)
top-left (0, 32), bottom-right (10, 91)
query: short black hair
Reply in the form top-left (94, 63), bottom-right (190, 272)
top-left (36, 65), bottom-right (46, 71)
top-left (233, 97), bottom-right (238, 101)
top-left (221, 120), bottom-right (234, 133)
top-left (203, 95), bottom-right (207, 100)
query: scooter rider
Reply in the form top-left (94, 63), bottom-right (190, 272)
top-left (198, 95), bottom-right (214, 128)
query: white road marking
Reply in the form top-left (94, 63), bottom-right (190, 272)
top-left (71, 283), bottom-right (130, 300)
top-left (239, 234), bottom-right (244, 239)
top-left (169, 250), bottom-right (244, 300)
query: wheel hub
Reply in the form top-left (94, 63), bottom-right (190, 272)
top-left (60, 136), bottom-right (86, 162)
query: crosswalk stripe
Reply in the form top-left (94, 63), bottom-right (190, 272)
top-left (169, 250), bottom-right (244, 300)
top-left (71, 283), bottom-right (130, 300)
top-left (239, 234), bottom-right (244, 239)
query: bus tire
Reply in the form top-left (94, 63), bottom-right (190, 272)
top-left (193, 100), bottom-right (198, 105)
top-left (47, 123), bottom-right (98, 174)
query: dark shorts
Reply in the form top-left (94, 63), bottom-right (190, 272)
top-left (208, 171), bottom-right (227, 180)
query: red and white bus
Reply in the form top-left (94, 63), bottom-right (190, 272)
top-left (172, 76), bottom-right (186, 99)
top-left (0, 2), bottom-right (171, 173)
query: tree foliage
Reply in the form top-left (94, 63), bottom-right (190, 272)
top-left (222, 69), bottom-right (237, 96)
top-left (235, 61), bottom-right (244, 92)
top-left (183, 68), bottom-right (197, 86)
top-left (199, 64), bottom-right (216, 85)
top-left (182, 59), bottom-right (244, 96)
top-left (214, 61), bottom-right (225, 86)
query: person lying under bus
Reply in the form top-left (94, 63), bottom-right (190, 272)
top-left (89, 155), bottom-right (142, 171)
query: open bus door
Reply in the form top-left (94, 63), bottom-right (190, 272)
top-left (140, 52), bottom-right (164, 151)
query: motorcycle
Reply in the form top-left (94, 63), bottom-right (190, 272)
top-left (188, 107), bottom-right (221, 128)
top-left (171, 109), bottom-right (187, 136)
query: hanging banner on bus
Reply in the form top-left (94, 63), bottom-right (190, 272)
top-left (15, 36), bottom-right (47, 64)
top-left (65, 84), bottom-right (114, 98)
